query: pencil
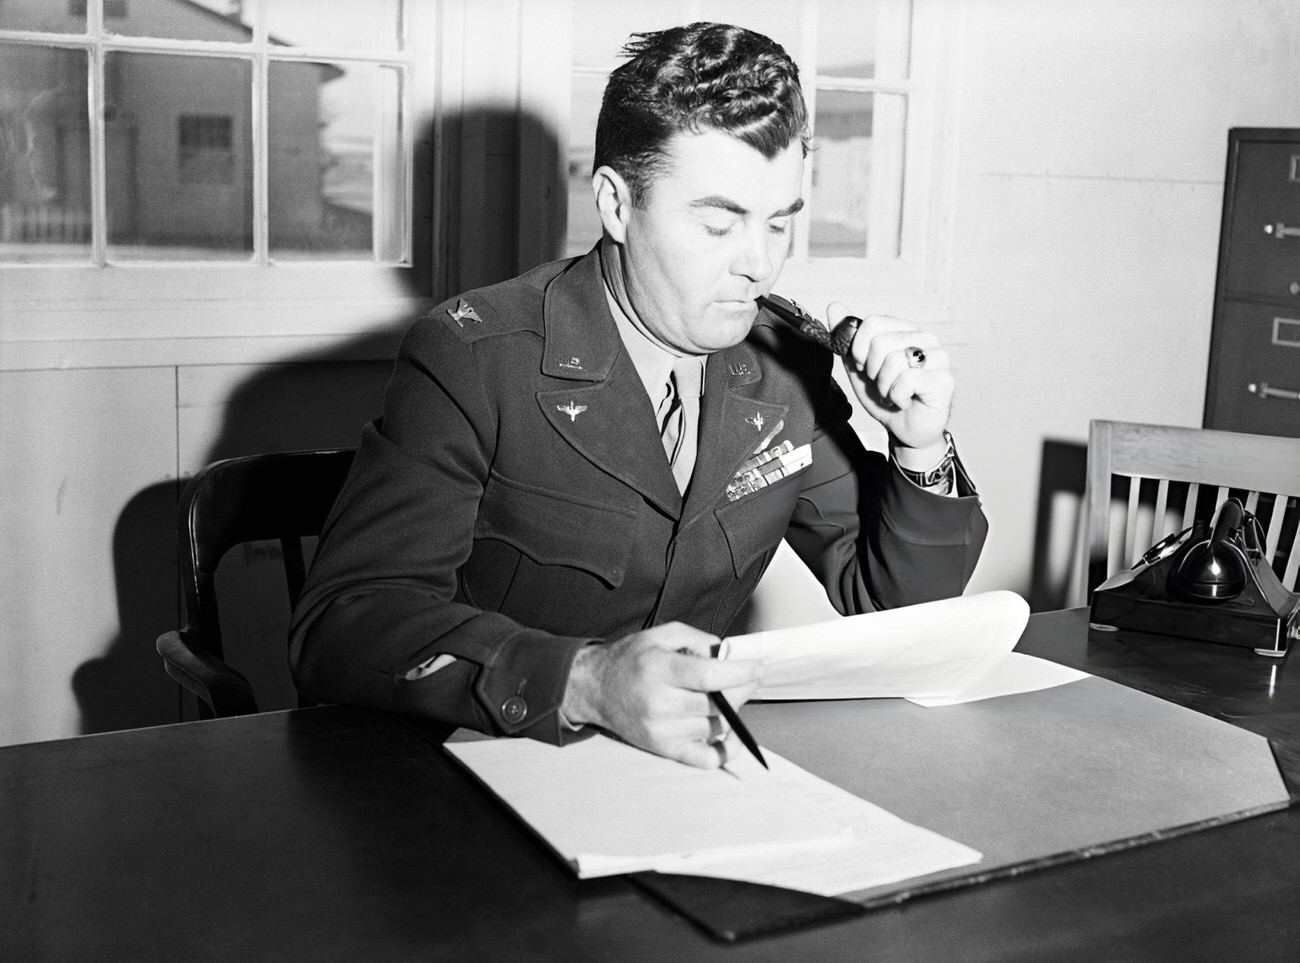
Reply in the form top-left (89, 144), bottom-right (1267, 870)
top-left (710, 691), bottom-right (768, 770)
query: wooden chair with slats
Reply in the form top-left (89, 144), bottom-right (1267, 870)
top-left (155, 447), bottom-right (356, 718)
top-left (1077, 420), bottom-right (1300, 606)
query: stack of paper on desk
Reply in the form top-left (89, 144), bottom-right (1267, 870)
top-left (445, 734), bottom-right (982, 895)
top-left (447, 591), bottom-right (1078, 896)
top-left (722, 589), bottom-right (1083, 704)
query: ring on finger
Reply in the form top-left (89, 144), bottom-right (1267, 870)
top-left (905, 346), bottom-right (927, 369)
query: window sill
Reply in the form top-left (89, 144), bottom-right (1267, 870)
top-left (1, 324), bottom-right (412, 372)
top-left (1, 264), bottom-right (429, 369)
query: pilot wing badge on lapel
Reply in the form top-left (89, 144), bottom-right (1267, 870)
top-left (557, 400), bottom-right (588, 422)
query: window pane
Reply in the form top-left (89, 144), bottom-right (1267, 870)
top-left (0, 44), bottom-right (91, 264)
top-left (817, 0), bottom-right (912, 80)
top-left (105, 0), bottom-right (254, 42)
top-left (0, 2), bottom-right (86, 32)
top-left (105, 52), bottom-right (253, 260)
top-left (269, 61), bottom-right (403, 261)
top-left (810, 89), bottom-right (907, 258)
top-left (266, 0), bottom-right (403, 51)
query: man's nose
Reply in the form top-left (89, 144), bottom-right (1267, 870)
top-left (731, 226), bottom-right (775, 282)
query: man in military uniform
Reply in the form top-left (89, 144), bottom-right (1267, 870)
top-left (289, 22), bottom-right (986, 769)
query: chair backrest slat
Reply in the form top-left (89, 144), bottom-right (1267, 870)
top-left (1284, 500), bottom-right (1300, 590)
top-left (1181, 483), bottom-right (1200, 531)
top-left (1264, 496), bottom-right (1284, 560)
top-left (1153, 479), bottom-right (1170, 541)
top-left (1123, 480), bottom-right (1142, 568)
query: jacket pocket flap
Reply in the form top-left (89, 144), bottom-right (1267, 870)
top-left (476, 471), bottom-right (637, 587)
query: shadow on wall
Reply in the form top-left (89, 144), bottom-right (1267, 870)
top-left (71, 481), bottom-right (177, 734)
top-left (72, 106), bottom-right (565, 732)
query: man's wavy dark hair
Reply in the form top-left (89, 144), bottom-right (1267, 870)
top-left (594, 22), bottom-right (809, 205)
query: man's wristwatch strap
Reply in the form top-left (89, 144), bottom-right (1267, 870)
top-left (893, 431), bottom-right (958, 494)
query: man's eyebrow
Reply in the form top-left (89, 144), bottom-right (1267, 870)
top-left (689, 196), bottom-right (805, 218)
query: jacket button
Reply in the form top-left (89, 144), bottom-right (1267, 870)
top-left (501, 695), bottom-right (528, 725)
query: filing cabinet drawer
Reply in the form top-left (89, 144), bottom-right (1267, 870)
top-left (1206, 130), bottom-right (1300, 437)
top-left (1223, 139), bottom-right (1300, 300)
top-left (1205, 300), bottom-right (1300, 437)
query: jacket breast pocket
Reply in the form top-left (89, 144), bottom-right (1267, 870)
top-left (713, 474), bottom-right (803, 579)
top-left (465, 471), bottom-right (638, 622)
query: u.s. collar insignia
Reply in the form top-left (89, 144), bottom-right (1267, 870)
top-left (728, 361), bottom-right (751, 376)
top-left (558, 356), bottom-right (584, 370)
top-left (557, 400), bottom-right (587, 422)
top-left (447, 298), bottom-right (483, 327)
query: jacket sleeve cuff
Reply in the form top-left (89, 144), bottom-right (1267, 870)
top-left (472, 632), bottom-right (594, 745)
top-left (880, 452), bottom-right (982, 545)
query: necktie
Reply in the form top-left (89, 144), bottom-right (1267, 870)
top-left (659, 356), bottom-right (703, 494)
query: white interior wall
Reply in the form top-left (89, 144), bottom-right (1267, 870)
top-left (0, 368), bottom-right (178, 745)
top-left (949, 0), bottom-right (1300, 600)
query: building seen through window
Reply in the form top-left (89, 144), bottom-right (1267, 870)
top-left (178, 115), bottom-right (235, 186)
top-left (0, 0), bottom-right (408, 264)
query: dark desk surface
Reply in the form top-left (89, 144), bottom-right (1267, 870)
top-left (4, 608), bottom-right (1300, 962)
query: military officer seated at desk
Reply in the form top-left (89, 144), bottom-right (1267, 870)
top-left (288, 21), bottom-right (987, 769)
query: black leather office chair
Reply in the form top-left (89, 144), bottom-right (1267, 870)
top-left (156, 448), bottom-right (356, 718)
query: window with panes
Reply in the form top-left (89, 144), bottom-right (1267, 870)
top-left (0, 0), bottom-right (422, 267)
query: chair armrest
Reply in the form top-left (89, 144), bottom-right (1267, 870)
top-left (156, 629), bottom-right (259, 717)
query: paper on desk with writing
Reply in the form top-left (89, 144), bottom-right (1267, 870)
top-left (722, 590), bottom-right (1033, 702)
top-left (446, 734), bottom-right (849, 878)
top-left (445, 734), bottom-right (981, 892)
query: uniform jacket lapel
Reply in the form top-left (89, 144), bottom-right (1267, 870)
top-left (535, 251), bottom-right (682, 516)
top-left (682, 342), bottom-right (788, 527)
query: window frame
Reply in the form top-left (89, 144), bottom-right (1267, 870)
top-left (0, 0), bottom-right (438, 371)
top-left (776, 0), bottom-right (964, 330)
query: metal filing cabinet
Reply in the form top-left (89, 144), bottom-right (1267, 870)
top-left (1204, 128), bottom-right (1300, 438)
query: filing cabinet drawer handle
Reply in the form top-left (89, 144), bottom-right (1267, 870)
top-left (1248, 381), bottom-right (1300, 402)
top-left (1264, 222), bottom-right (1300, 239)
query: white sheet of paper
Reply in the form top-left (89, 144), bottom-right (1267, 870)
top-left (446, 734), bottom-right (849, 878)
top-left (445, 734), bottom-right (982, 895)
top-left (906, 652), bottom-right (1089, 707)
top-left (662, 753), bottom-right (982, 896)
top-left (722, 590), bottom-right (1031, 701)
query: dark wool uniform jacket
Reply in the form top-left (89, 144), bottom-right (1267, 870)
top-left (288, 246), bottom-right (987, 744)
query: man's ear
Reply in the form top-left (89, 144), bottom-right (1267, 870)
top-left (592, 165), bottom-right (633, 244)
